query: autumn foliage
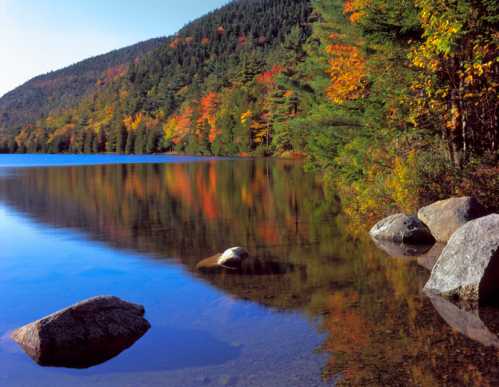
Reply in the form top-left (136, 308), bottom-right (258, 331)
top-left (343, 0), bottom-right (366, 23)
top-left (163, 106), bottom-right (193, 145)
top-left (256, 65), bottom-right (284, 86)
top-left (325, 36), bottom-right (366, 104)
top-left (198, 92), bottom-right (220, 143)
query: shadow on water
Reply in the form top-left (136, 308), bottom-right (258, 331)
top-left (0, 158), bottom-right (499, 385)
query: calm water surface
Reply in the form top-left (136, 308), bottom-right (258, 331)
top-left (0, 155), bottom-right (498, 386)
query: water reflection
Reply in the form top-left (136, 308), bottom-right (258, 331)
top-left (372, 239), bottom-right (433, 259)
top-left (427, 293), bottom-right (499, 349)
top-left (197, 254), bottom-right (299, 276)
top-left (0, 160), bottom-right (330, 267)
top-left (0, 158), bottom-right (498, 385)
top-left (372, 239), bottom-right (447, 272)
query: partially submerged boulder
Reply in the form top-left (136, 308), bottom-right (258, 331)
top-left (424, 214), bottom-right (499, 303)
top-left (369, 213), bottom-right (435, 244)
top-left (418, 196), bottom-right (486, 242)
top-left (11, 296), bottom-right (150, 368)
top-left (197, 247), bottom-right (249, 273)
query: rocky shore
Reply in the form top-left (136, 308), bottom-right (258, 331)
top-left (370, 196), bottom-right (498, 305)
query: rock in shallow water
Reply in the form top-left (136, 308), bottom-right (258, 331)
top-left (217, 247), bottom-right (249, 269)
top-left (369, 213), bottom-right (435, 244)
top-left (424, 214), bottom-right (499, 303)
top-left (196, 254), bottom-right (224, 273)
top-left (197, 247), bottom-right (249, 273)
top-left (11, 296), bottom-right (150, 368)
top-left (418, 196), bottom-right (486, 242)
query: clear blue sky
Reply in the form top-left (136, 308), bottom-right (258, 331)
top-left (0, 0), bottom-right (230, 97)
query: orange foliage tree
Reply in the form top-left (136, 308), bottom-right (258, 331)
top-left (256, 65), bottom-right (284, 88)
top-left (197, 92), bottom-right (220, 143)
top-left (343, 0), bottom-right (367, 23)
top-left (325, 34), bottom-right (366, 104)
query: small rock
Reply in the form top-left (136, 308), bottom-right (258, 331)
top-left (424, 214), bottom-right (499, 303)
top-left (418, 196), bottom-right (487, 242)
top-left (196, 254), bottom-right (224, 273)
top-left (217, 247), bottom-right (249, 269)
top-left (369, 213), bottom-right (435, 244)
top-left (11, 296), bottom-right (150, 368)
top-left (197, 247), bottom-right (249, 273)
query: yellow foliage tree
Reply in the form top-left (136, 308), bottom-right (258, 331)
top-left (123, 112), bottom-right (144, 131)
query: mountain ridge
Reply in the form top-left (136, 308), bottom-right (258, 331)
top-left (0, 37), bottom-right (167, 133)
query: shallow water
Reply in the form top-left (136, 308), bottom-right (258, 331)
top-left (0, 155), bottom-right (498, 386)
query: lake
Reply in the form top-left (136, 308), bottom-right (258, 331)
top-left (0, 155), bottom-right (498, 386)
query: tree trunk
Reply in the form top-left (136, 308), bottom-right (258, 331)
top-left (458, 77), bottom-right (468, 163)
top-left (449, 88), bottom-right (464, 168)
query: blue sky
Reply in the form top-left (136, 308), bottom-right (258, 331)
top-left (0, 0), bottom-right (229, 97)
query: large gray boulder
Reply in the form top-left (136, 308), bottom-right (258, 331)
top-left (418, 196), bottom-right (486, 242)
top-left (369, 213), bottom-right (435, 244)
top-left (11, 296), bottom-right (150, 368)
top-left (424, 214), bottom-right (499, 302)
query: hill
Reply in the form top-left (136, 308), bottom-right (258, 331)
top-left (1, 0), bottom-right (312, 155)
top-left (0, 37), bottom-right (166, 133)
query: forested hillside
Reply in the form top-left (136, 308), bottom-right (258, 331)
top-left (0, 0), bottom-right (312, 156)
top-left (0, 0), bottom-right (497, 220)
top-left (0, 37), bottom-right (166, 133)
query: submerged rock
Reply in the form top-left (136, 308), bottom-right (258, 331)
top-left (197, 247), bottom-right (249, 273)
top-left (418, 196), bottom-right (486, 242)
top-left (369, 213), bottom-right (435, 244)
top-left (424, 214), bottom-right (499, 303)
top-left (11, 296), bottom-right (150, 368)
